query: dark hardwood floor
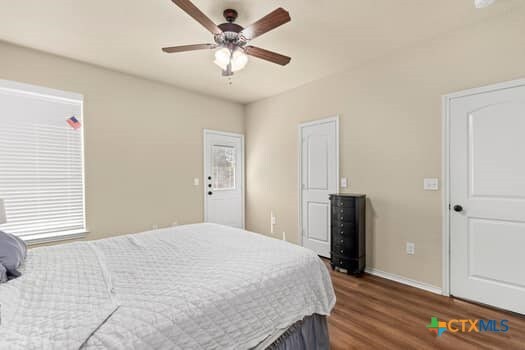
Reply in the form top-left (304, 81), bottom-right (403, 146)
top-left (326, 263), bottom-right (525, 349)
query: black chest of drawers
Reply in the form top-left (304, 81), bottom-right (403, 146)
top-left (330, 194), bottom-right (366, 275)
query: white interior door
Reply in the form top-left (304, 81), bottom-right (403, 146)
top-left (449, 82), bottom-right (525, 314)
top-left (204, 130), bottom-right (244, 228)
top-left (300, 118), bottom-right (339, 258)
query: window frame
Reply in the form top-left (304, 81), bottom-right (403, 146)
top-left (0, 80), bottom-right (88, 245)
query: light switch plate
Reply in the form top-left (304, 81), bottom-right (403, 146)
top-left (423, 178), bottom-right (439, 191)
top-left (406, 242), bottom-right (415, 255)
top-left (341, 177), bottom-right (348, 188)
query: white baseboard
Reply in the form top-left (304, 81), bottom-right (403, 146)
top-left (365, 267), bottom-right (442, 295)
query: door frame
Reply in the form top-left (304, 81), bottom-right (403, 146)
top-left (203, 129), bottom-right (245, 229)
top-left (441, 78), bottom-right (525, 296)
top-left (297, 116), bottom-right (340, 247)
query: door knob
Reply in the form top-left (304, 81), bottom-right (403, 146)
top-left (453, 205), bottom-right (463, 212)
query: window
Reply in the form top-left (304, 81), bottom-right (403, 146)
top-left (211, 145), bottom-right (236, 190)
top-left (0, 80), bottom-right (85, 243)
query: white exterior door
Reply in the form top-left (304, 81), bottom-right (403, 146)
top-left (204, 130), bottom-right (244, 229)
top-left (449, 82), bottom-right (525, 314)
top-left (300, 118), bottom-right (339, 258)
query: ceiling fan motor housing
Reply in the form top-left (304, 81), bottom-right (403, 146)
top-left (217, 23), bottom-right (243, 34)
top-left (216, 10), bottom-right (246, 49)
top-left (223, 9), bottom-right (238, 23)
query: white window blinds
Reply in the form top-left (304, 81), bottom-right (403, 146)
top-left (0, 80), bottom-right (85, 242)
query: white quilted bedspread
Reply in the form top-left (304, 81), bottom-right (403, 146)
top-left (0, 223), bottom-right (336, 350)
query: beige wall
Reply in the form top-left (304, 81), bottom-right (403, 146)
top-left (245, 9), bottom-right (525, 287)
top-left (0, 41), bottom-right (244, 241)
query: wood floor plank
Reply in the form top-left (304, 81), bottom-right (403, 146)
top-left (326, 261), bottom-right (525, 349)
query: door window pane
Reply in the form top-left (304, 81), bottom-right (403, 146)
top-left (212, 145), bottom-right (236, 190)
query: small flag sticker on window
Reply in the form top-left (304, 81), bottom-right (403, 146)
top-left (67, 116), bottom-right (81, 130)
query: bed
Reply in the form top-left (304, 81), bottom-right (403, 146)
top-left (0, 223), bottom-right (336, 349)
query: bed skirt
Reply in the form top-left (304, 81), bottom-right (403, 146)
top-left (264, 314), bottom-right (330, 350)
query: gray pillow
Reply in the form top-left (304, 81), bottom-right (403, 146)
top-left (0, 230), bottom-right (27, 281)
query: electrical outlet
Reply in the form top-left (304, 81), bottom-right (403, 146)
top-left (193, 178), bottom-right (200, 186)
top-left (341, 177), bottom-right (348, 188)
top-left (282, 232), bottom-right (286, 241)
top-left (406, 242), bottom-right (415, 255)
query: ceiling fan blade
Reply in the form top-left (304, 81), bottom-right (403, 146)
top-left (245, 46), bottom-right (291, 66)
top-left (171, 0), bottom-right (222, 35)
top-left (240, 8), bottom-right (291, 41)
top-left (162, 44), bottom-right (216, 53)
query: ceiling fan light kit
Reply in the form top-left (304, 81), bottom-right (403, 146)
top-left (214, 48), bottom-right (248, 73)
top-left (163, 0), bottom-right (291, 77)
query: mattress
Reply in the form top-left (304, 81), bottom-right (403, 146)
top-left (0, 223), bottom-right (336, 349)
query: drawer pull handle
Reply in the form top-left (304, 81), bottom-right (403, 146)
top-left (340, 216), bottom-right (344, 220)
top-left (340, 249), bottom-right (344, 254)
top-left (340, 223), bottom-right (344, 227)
top-left (340, 209), bottom-right (343, 213)
top-left (340, 231), bottom-right (344, 235)
top-left (339, 203), bottom-right (343, 206)
top-left (340, 239), bottom-right (344, 243)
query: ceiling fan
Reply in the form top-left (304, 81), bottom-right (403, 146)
top-left (162, 0), bottom-right (291, 77)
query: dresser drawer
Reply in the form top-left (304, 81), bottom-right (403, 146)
top-left (333, 241), bottom-right (355, 256)
top-left (332, 225), bottom-right (356, 239)
top-left (332, 199), bottom-right (355, 209)
top-left (332, 233), bottom-right (356, 249)
top-left (331, 255), bottom-right (360, 271)
top-left (331, 207), bottom-right (355, 222)
top-left (331, 226), bottom-right (352, 238)
top-left (332, 221), bottom-right (356, 231)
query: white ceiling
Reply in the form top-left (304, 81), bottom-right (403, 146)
top-left (0, 0), bottom-right (522, 103)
